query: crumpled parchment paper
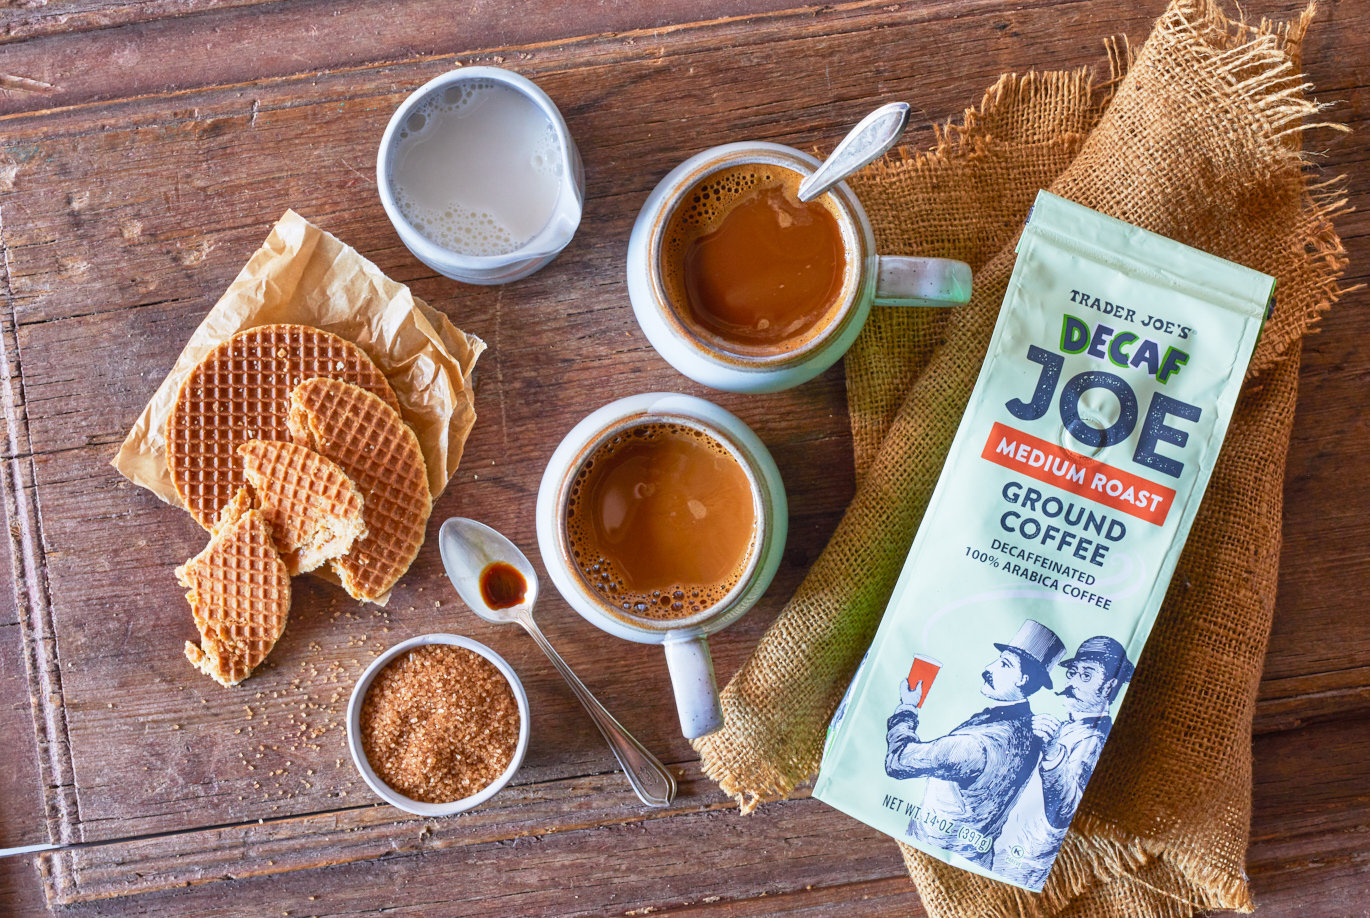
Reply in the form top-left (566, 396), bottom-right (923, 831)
top-left (113, 209), bottom-right (485, 505)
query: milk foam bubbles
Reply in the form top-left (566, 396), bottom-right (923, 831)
top-left (389, 80), bottom-right (563, 257)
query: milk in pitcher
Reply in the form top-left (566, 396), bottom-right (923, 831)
top-left (389, 80), bottom-right (564, 257)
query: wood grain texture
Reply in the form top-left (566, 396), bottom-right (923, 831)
top-left (0, 0), bottom-right (1367, 913)
top-left (0, 0), bottom-right (831, 112)
top-left (0, 0), bottom-right (811, 48)
top-left (0, 715), bottom-right (1366, 916)
top-left (0, 457), bottom-right (50, 852)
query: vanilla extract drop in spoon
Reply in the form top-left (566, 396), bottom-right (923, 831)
top-left (439, 517), bottom-right (677, 808)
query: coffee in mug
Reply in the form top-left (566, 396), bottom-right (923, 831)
top-left (565, 422), bottom-right (756, 621)
top-left (661, 164), bottom-right (849, 356)
top-left (537, 393), bottom-right (788, 738)
top-left (627, 142), bottom-right (973, 393)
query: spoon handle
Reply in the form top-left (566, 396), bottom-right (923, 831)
top-left (519, 616), bottom-right (678, 807)
top-left (797, 101), bottom-right (911, 202)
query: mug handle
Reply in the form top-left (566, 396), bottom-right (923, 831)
top-left (872, 256), bottom-right (973, 307)
top-left (664, 636), bottom-right (725, 739)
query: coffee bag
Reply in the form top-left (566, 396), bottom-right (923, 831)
top-left (813, 191), bottom-right (1273, 892)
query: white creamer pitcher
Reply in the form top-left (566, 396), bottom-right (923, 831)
top-left (377, 67), bottom-right (584, 284)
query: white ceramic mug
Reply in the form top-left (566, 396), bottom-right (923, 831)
top-left (626, 142), bottom-right (973, 392)
top-left (535, 393), bottom-right (788, 739)
top-left (376, 66), bottom-right (585, 284)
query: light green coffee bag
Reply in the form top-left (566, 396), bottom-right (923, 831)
top-left (813, 191), bottom-right (1274, 892)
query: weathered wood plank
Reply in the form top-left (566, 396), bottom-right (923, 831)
top-left (43, 762), bottom-right (740, 903)
top-left (0, 0), bottom-right (1083, 118)
top-left (1265, 204), bottom-right (1370, 726)
top-left (35, 706), bottom-right (1368, 905)
top-left (0, 479), bottom-right (50, 851)
top-left (10, 711), bottom-right (1370, 914)
top-left (656, 877), bottom-right (926, 917)
top-left (41, 795), bottom-right (919, 916)
top-left (1, 0), bottom-right (265, 43)
top-left (0, 0), bottom-right (812, 55)
top-left (1255, 665), bottom-right (1370, 733)
top-left (1245, 714), bottom-right (1370, 915)
top-left (0, 220), bottom-right (80, 853)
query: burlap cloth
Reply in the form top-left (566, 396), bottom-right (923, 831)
top-left (692, 1), bottom-right (1354, 915)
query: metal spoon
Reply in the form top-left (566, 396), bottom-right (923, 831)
top-left (796, 101), bottom-right (911, 202)
top-left (438, 517), bottom-right (677, 808)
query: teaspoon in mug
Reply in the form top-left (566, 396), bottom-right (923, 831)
top-left (797, 101), bottom-right (910, 202)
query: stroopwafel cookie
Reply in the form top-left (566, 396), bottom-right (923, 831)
top-left (240, 438), bottom-right (367, 575)
top-left (288, 378), bottom-right (429, 603)
top-left (166, 324), bottom-right (399, 530)
top-left (180, 491), bottom-right (292, 687)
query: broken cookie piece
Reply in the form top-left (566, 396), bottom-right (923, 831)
top-left (180, 498), bottom-right (292, 687)
top-left (239, 438), bottom-right (367, 575)
top-left (288, 377), bottom-right (430, 604)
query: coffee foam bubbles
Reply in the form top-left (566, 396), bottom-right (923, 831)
top-left (390, 80), bottom-right (564, 257)
top-left (660, 168), bottom-right (772, 324)
top-left (394, 80), bottom-right (564, 178)
top-left (662, 166), bottom-right (784, 263)
top-left (566, 423), bottom-right (752, 622)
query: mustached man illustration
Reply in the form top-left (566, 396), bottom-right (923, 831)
top-left (995, 635), bottom-right (1135, 889)
top-left (885, 620), bottom-right (1066, 868)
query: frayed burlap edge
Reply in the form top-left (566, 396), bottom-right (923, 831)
top-left (1155, 1), bottom-right (1351, 376)
top-left (901, 815), bottom-right (1255, 918)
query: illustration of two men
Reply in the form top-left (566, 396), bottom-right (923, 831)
top-left (884, 620), bottom-right (1134, 887)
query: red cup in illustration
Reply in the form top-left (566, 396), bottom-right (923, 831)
top-left (905, 654), bottom-right (942, 708)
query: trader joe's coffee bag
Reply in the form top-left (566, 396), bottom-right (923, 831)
top-left (813, 191), bottom-right (1274, 892)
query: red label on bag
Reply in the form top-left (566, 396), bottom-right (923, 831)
top-left (980, 422), bottom-right (1175, 525)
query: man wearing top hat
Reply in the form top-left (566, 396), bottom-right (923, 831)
top-left (995, 635), bottom-right (1135, 889)
top-left (885, 619), bottom-right (1066, 868)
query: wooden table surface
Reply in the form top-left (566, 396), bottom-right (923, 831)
top-left (1, 0), bottom-right (1367, 915)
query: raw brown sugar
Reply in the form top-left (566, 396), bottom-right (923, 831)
top-left (360, 645), bottom-right (519, 803)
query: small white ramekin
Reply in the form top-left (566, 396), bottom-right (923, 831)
top-left (346, 633), bottom-right (531, 816)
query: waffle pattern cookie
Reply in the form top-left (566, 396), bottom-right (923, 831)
top-left (180, 493), bottom-right (292, 687)
top-left (166, 324), bottom-right (400, 531)
top-left (288, 378), bottom-right (430, 603)
top-left (240, 439), bottom-right (368, 576)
